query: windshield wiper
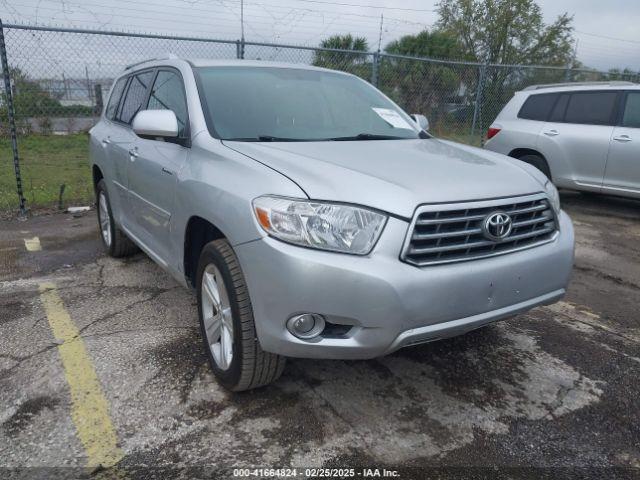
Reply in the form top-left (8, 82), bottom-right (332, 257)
top-left (225, 135), bottom-right (310, 142)
top-left (328, 133), bottom-right (412, 141)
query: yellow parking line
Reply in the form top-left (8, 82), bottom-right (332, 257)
top-left (39, 282), bottom-right (124, 469)
top-left (24, 237), bottom-right (42, 252)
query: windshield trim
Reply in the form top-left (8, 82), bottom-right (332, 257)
top-left (193, 65), bottom-right (425, 142)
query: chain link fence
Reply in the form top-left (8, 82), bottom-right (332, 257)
top-left (1, 23), bottom-right (639, 213)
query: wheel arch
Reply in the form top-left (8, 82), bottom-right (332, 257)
top-left (183, 216), bottom-right (227, 288)
top-left (92, 165), bottom-right (104, 193)
top-left (508, 148), bottom-right (552, 180)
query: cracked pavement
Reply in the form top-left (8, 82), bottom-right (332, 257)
top-left (0, 192), bottom-right (639, 477)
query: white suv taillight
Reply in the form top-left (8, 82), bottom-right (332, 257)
top-left (487, 127), bottom-right (501, 140)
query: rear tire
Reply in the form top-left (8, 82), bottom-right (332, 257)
top-left (196, 239), bottom-right (285, 392)
top-left (518, 153), bottom-right (552, 180)
top-left (96, 179), bottom-right (138, 258)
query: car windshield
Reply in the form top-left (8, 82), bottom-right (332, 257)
top-left (195, 66), bottom-right (421, 141)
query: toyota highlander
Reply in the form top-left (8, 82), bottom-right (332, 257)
top-left (89, 58), bottom-right (574, 391)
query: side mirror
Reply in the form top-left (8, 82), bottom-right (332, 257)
top-left (132, 110), bottom-right (178, 138)
top-left (411, 114), bottom-right (429, 132)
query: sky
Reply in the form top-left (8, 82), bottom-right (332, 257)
top-left (0, 0), bottom-right (639, 72)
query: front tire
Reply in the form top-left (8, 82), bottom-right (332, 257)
top-left (196, 239), bottom-right (285, 391)
top-left (96, 179), bottom-right (138, 258)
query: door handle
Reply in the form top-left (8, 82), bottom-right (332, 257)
top-left (128, 148), bottom-right (139, 160)
top-left (101, 137), bottom-right (111, 146)
top-left (613, 135), bottom-right (631, 142)
top-left (544, 130), bottom-right (559, 137)
top-left (161, 167), bottom-right (174, 176)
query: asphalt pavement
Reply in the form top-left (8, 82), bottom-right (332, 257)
top-left (0, 192), bottom-right (639, 479)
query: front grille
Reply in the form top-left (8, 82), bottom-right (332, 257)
top-left (401, 194), bottom-right (558, 266)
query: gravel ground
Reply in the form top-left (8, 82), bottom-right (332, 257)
top-left (0, 192), bottom-right (638, 479)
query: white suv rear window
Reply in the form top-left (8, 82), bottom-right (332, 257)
top-left (518, 93), bottom-right (557, 121)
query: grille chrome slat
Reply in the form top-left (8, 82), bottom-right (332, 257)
top-left (416, 214), bottom-right (487, 225)
top-left (401, 194), bottom-right (558, 267)
top-left (408, 226), bottom-right (556, 255)
top-left (504, 203), bottom-right (548, 215)
top-left (512, 213), bottom-right (553, 228)
top-left (412, 227), bottom-right (483, 240)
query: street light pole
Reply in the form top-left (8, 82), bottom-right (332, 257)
top-left (240, 0), bottom-right (245, 59)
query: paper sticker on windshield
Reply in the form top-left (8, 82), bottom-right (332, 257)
top-left (372, 108), bottom-right (413, 129)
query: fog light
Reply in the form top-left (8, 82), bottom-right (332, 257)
top-left (286, 313), bottom-right (325, 339)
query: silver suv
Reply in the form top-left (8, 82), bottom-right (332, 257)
top-left (89, 58), bottom-right (574, 391)
top-left (485, 82), bottom-right (640, 198)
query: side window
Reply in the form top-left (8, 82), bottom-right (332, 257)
top-left (147, 70), bottom-right (188, 137)
top-left (117, 71), bottom-right (154, 124)
top-left (518, 93), bottom-right (557, 121)
top-left (105, 77), bottom-right (127, 120)
top-left (564, 91), bottom-right (617, 126)
top-left (622, 92), bottom-right (640, 128)
top-left (549, 93), bottom-right (569, 122)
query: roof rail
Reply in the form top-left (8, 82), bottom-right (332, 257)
top-left (523, 81), bottom-right (637, 91)
top-left (124, 53), bottom-right (179, 70)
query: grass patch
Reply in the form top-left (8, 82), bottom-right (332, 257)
top-left (0, 134), bottom-right (91, 212)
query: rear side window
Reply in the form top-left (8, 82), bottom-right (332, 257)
top-left (117, 71), bottom-right (155, 124)
top-left (622, 92), bottom-right (640, 128)
top-left (549, 93), bottom-right (569, 122)
top-left (518, 93), bottom-right (557, 121)
top-left (105, 77), bottom-right (127, 120)
top-left (564, 91), bottom-right (617, 126)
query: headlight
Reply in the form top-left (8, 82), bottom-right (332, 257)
top-left (252, 196), bottom-right (387, 255)
top-left (545, 180), bottom-right (561, 214)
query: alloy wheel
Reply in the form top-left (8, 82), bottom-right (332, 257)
top-left (98, 191), bottom-right (112, 247)
top-left (201, 264), bottom-right (234, 370)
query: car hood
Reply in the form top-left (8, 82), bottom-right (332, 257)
top-left (224, 138), bottom-right (545, 219)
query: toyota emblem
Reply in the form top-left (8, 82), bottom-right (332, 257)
top-left (482, 212), bottom-right (513, 241)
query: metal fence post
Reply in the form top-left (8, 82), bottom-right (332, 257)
top-left (371, 52), bottom-right (379, 87)
top-left (239, 38), bottom-right (245, 59)
top-left (470, 62), bottom-right (487, 143)
top-left (0, 19), bottom-right (27, 216)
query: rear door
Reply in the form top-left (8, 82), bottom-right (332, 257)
top-left (127, 68), bottom-right (190, 259)
top-left (109, 69), bottom-right (155, 230)
top-left (603, 91), bottom-right (640, 197)
top-left (97, 76), bottom-right (128, 213)
top-left (537, 90), bottom-right (619, 190)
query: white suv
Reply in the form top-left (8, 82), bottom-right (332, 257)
top-left (485, 82), bottom-right (640, 199)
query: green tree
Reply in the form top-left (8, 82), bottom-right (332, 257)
top-left (385, 30), bottom-right (465, 60)
top-left (11, 68), bottom-right (62, 117)
top-left (1, 67), bottom-right (62, 135)
top-left (312, 34), bottom-right (370, 76)
top-left (437, 0), bottom-right (574, 66)
top-left (381, 30), bottom-right (470, 133)
top-left (437, 0), bottom-right (575, 134)
top-left (606, 67), bottom-right (638, 82)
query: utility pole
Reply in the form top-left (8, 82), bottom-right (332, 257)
top-left (377, 13), bottom-right (383, 53)
top-left (239, 0), bottom-right (245, 59)
top-left (85, 64), bottom-right (91, 104)
top-left (371, 14), bottom-right (383, 87)
top-left (565, 39), bottom-right (578, 82)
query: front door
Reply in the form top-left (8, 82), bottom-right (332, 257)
top-left (603, 91), bottom-right (640, 197)
top-left (109, 69), bottom-right (156, 230)
top-left (127, 69), bottom-right (190, 259)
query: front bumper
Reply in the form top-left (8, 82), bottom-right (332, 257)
top-left (235, 210), bottom-right (574, 359)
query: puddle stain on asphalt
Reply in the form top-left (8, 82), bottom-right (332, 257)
top-left (119, 320), bottom-right (604, 467)
top-left (0, 298), bottom-right (34, 324)
top-left (1, 396), bottom-right (61, 436)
